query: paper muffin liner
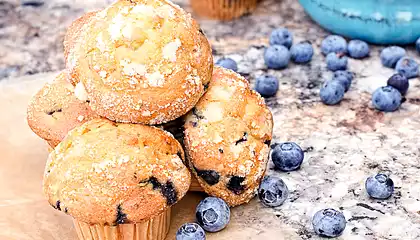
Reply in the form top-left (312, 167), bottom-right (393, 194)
top-left (189, 175), bottom-right (203, 192)
top-left (191, 0), bottom-right (258, 20)
top-left (73, 208), bottom-right (171, 240)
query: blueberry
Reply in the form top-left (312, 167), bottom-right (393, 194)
top-left (254, 75), bottom-right (279, 97)
top-left (312, 208), bottom-right (346, 238)
top-left (380, 46), bottom-right (406, 68)
top-left (395, 57), bottom-right (419, 79)
top-left (320, 80), bottom-right (345, 105)
top-left (365, 173), bottom-right (394, 199)
top-left (264, 45), bottom-right (290, 69)
top-left (269, 27), bottom-right (293, 48)
top-left (196, 197), bottom-right (230, 232)
top-left (416, 37), bottom-right (420, 54)
top-left (290, 41), bottom-right (313, 63)
top-left (216, 58), bottom-right (238, 72)
top-left (321, 35), bottom-right (347, 55)
top-left (332, 70), bottom-right (353, 92)
top-left (258, 175), bottom-right (289, 207)
top-left (387, 73), bottom-right (409, 95)
top-left (271, 142), bottom-right (304, 172)
top-left (326, 52), bottom-right (348, 71)
top-left (347, 39), bottom-right (369, 59)
top-left (372, 86), bottom-right (402, 112)
top-left (176, 223), bottom-right (206, 240)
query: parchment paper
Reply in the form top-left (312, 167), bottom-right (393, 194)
top-left (0, 72), bottom-right (298, 240)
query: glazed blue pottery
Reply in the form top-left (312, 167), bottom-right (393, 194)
top-left (299, 0), bottom-right (420, 45)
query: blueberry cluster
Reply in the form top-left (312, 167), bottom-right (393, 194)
top-left (371, 43), bottom-right (420, 112)
top-left (322, 36), bottom-right (370, 72)
top-left (370, 72), bottom-right (410, 112)
top-left (252, 28), bottom-right (314, 98)
top-left (319, 35), bottom-right (370, 105)
top-left (381, 46), bottom-right (419, 79)
top-left (318, 35), bottom-right (418, 112)
top-left (265, 28), bottom-right (314, 68)
top-left (176, 197), bottom-right (231, 239)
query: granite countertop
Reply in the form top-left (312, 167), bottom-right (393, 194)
top-left (2, 0), bottom-right (420, 239)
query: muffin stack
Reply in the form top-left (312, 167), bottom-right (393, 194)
top-left (26, 0), bottom-right (273, 239)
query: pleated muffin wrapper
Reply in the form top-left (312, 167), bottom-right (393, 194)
top-left (189, 175), bottom-right (203, 192)
top-left (73, 208), bottom-right (171, 240)
top-left (191, 0), bottom-right (258, 21)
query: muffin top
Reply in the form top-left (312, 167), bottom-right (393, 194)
top-left (184, 67), bottom-right (273, 206)
top-left (27, 71), bottom-right (99, 147)
top-left (43, 119), bottom-right (191, 224)
top-left (68, 0), bottom-right (213, 124)
top-left (63, 10), bottom-right (99, 66)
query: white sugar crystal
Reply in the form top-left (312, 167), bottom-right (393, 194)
top-left (162, 39), bottom-right (181, 62)
top-left (74, 82), bottom-right (89, 101)
top-left (147, 71), bottom-right (165, 87)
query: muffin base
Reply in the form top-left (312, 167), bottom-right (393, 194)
top-left (73, 208), bottom-right (171, 240)
top-left (189, 176), bottom-right (203, 192)
top-left (191, 0), bottom-right (258, 20)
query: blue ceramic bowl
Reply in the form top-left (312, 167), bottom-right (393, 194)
top-left (299, 0), bottom-right (420, 45)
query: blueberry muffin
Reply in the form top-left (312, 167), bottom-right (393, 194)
top-left (27, 72), bottom-right (99, 147)
top-left (43, 119), bottom-right (191, 240)
top-left (184, 67), bottom-right (273, 206)
top-left (68, 0), bottom-right (213, 124)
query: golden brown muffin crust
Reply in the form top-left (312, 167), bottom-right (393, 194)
top-left (184, 67), bottom-right (273, 206)
top-left (68, 0), bottom-right (213, 124)
top-left (63, 10), bottom-right (99, 68)
top-left (43, 119), bottom-right (191, 224)
top-left (27, 72), bottom-right (99, 147)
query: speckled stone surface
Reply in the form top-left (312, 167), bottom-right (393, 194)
top-left (1, 0), bottom-right (420, 239)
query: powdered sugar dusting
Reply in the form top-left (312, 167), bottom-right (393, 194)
top-left (74, 82), bottom-right (89, 101)
top-left (131, 4), bottom-right (155, 15)
top-left (146, 71), bottom-right (165, 87)
top-left (120, 59), bottom-right (146, 76)
top-left (163, 39), bottom-right (181, 62)
top-left (108, 14), bottom-right (125, 40)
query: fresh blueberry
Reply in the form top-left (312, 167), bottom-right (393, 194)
top-left (321, 35), bottom-right (347, 55)
top-left (365, 173), bottom-right (394, 199)
top-left (258, 175), bottom-right (289, 207)
top-left (372, 86), bottom-right (402, 112)
top-left (347, 39), bottom-right (369, 59)
top-left (320, 80), bottom-right (345, 105)
top-left (271, 142), bottom-right (304, 172)
top-left (416, 37), bottom-right (420, 54)
top-left (264, 45), bottom-right (290, 69)
top-left (312, 208), bottom-right (346, 238)
top-left (269, 27), bottom-right (293, 48)
top-left (176, 223), bottom-right (206, 240)
top-left (326, 52), bottom-right (348, 71)
top-left (380, 46), bottom-right (406, 68)
top-left (395, 57), bottom-right (419, 79)
top-left (387, 73), bottom-right (409, 95)
top-left (216, 58), bottom-right (238, 72)
top-left (332, 70), bottom-right (353, 92)
top-left (290, 41), bottom-right (313, 63)
top-left (196, 197), bottom-right (230, 232)
top-left (254, 75), bottom-right (279, 97)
